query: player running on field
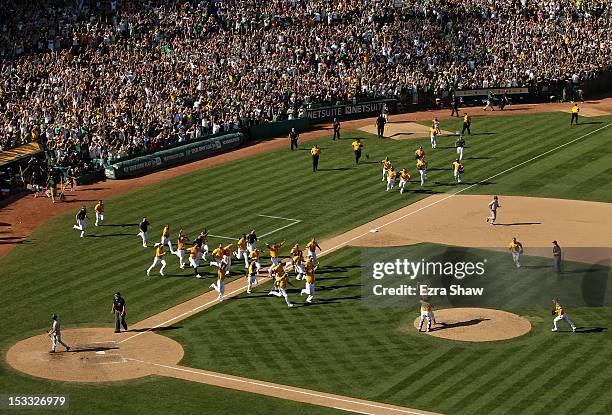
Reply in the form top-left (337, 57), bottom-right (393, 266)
top-left (147, 243), bottom-right (167, 276)
top-left (195, 229), bottom-right (209, 259)
top-left (386, 165), bottom-right (397, 192)
top-left (300, 257), bottom-right (317, 303)
top-left (266, 241), bottom-right (285, 267)
top-left (269, 266), bottom-right (293, 307)
top-left (292, 248), bottom-right (306, 280)
top-left (222, 243), bottom-right (233, 275)
top-left (452, 159), bottom-right (463, 183)
top-left (138, 217), bottom-right (150, 247)
top-left (161, 224), bottom-right (174, 254)
top-left (551, 298), bottom-right (577, 332)
top-left (235, 234), bottom-right (249, 268)
top-left (398, 168), bottom-right (411, 194)
top-left (486, 195), bottom-right (501, 225)
top-left (249, 248), bottom-right (262, 272)
top-left (416, 158), bottom-right (427, 187)
top-left (209, 261), bottom-right (227, 301)
top-left (72, 206), bottom-right (87, 237)
top-left (381, 157), bottom-right (391, 181)
top-left (508, 237), bottom-right (523, 268)
top-left (210, 243), bottom-right (224, 268)
top-left (94, 200), bottom-right (104, 226)
top-left (190, 244), bottom-right (204, 278)
top-left (246, 260), bottom-right (259, 294)
top-left (305, 237), bottom-right (321, 266)
top-left (352, 138), bottom-right (363, 164)
top-left (176, 230), bottom-right (188, 268)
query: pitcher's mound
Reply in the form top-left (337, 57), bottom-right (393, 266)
top-left (413, 308), bottom-right (531, 342)
top-left (359, 122), bottom-right (453, 141)
top-left (6, 327), bottom-right (184, 382)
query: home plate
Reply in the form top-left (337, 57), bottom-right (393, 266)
top-left (96, 351), bottom-right (106, 355)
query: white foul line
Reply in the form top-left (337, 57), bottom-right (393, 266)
top-left (257, 214), bottom-right (302, 238)
top-left (126, 358), bottom-right (430, 415)
top-left (320, 123), bottom-right (611, 256)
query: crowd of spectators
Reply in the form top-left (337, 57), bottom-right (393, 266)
top-left (0, 0), bottom-right (610, 171)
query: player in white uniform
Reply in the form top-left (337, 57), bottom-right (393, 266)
top-left (48, 313), bottom-right (70, 353)
top-left (486, 195), bottom-right (501, 225)
top-left (147, 243), bottom-right (167, 276)
top-left (417, 298), bottom-right (436, 333)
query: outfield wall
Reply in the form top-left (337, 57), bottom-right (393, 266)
top-left (104, 132), bottom-right (245, 179)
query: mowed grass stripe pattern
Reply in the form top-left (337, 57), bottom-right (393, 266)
top-left (167, 245), bottom-right (612, 415)
top-left (0, 113), bottom-right (611, 415)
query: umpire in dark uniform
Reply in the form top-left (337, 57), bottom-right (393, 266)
top-left (552, 241), bottom-right (562, 273)
top-left (376, 114), bottom-right (386, 138)
top-left (111, 292), bottom-right (128, 333)
top-left (332, 118), bottom-right (340, 141)
top-left (289, 127), bottom-right (299, 150)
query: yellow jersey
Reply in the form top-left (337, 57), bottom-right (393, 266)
top-left (162, 226), bottom-right (170, 237)
top-left (463, 114), bottom-right (470, 123)
top-left (248, 261), bottom-right (258, 276)
top-left (217, 267), bottom-right (226, 281)
top-left (177, 236), bottom-right (187, 250)
top-left (311, 147), bottom-right (321, 156)
top-left (94, 203), bottom-right (103, 213)
top-left (420, 300), bottom-right (432, 312)
top-left (155, 245), bottom-right (165, 257)
top-left (400, 170), bottom-right (410, 181)
top-left (223, 244), bottom-right (233, 256)
top-left (189, 246), bottom-right (200, 258)
top-left (250, 249), bottom-right (261, 261)
top-left (238, 237), bottom-right (247, 250)
top-left (415, 148), bottom-right (425, 158)
top-left (508, 241), bottom-right (522, 252)
top-left (555, 303), bottom-right (564, 316)
top-left (275, 272), bottom-right (289, 289)
top-left (381, 159), bottom-right (391, 169)
top-left (212, 247), bottom-right (224, 260)
top-left (305, 265), bottom-right (316, 284)
top-left (571, 105), bottom-right (579, 114)
top-left (453, 161), bottom-right (462, 172)
top-left (269, 245), bottom-right (280, 258)
top-left (351, 141), bottom-right (362, 151)
top-left (416, 160), bottom-right (427, 170)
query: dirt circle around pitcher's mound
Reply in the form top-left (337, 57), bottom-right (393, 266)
top-left (412, 308), bottom-right (531, 342)
top-left (6, 328), bottom-right (183, 382)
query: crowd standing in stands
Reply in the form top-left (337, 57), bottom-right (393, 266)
top-left (0, 0), bottom-right (609, 172)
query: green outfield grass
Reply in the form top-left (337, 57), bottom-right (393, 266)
top-left (164, 245), bottom-right (612, 415)
top-left (1, 112), bottom-right (611, 414)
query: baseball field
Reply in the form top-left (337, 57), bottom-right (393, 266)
top-left (1, 103), bottom-right (612, 415)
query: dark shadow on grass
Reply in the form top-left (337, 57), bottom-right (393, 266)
top-left (471, 132), bottom-right (496, 135)
top-left (295, 294), bottom-right (361, 306)
top-left (100, 223), bottom-right (139, 227)
top-left (87, 233), bottom-right (134, 237)
top-left (575, 327), bottom-right (607, 333)
top-left (575, 121), bottom-right (604, 125)
top-left (493, 222), bottom-right (541, 226)
top-left (317, 167), bottom-right (353, 171)
top-left (432, 318), bottom-right (490, 331)
top-left (127, 326), bottom-right (182, 333)
top-left (465, 156), bottom-right (494, 160)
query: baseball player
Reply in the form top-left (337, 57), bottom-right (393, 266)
top-left (249, 248), bottom-right (262, 272)
top-left (432, 117), bottom-right (440, 133)
top-left (94, 200), bottom-right (104, 226)
top-left (292, 248), bottom-right (306, 280)
top-left (398, 168), bottom-right (411, 194)
top-left (210, 243), bottom-right (224, 268)
top-left (246, 260), bottom-right (259, 294)
top-left (175, 230), bottom-right (188, 269)
top-left (111, 292), bottom-right (127, 333)
top-left (551, 298), bottom-right (577, 332)
top-left (351, 138), bottom-right (363, 164)
top-left (483, 91), bottom-right (495, 111)
top-left (161, 224), bottom-right (174, 254)
top-left (386, 165), bottom-right (397, 191)
top-left (455, 135), bottom-right (465, 161)
top-left (138, 217), bottom-right (150, 248)
top-left (48, 313), bottom-right (70, 353)
top-left (195, 230), bottom-right (209, 259)
top-left (235, 234), bottom-right (249, 268)
top-left (305, 237), bottom-right (321, 265)
top-left (452, 159), bottom-right (463, 183)
top-left (416, 158), bottom-right (427, 187)
top-left (570, 103), bottom-right (579, 125)
top-left (209, 262), bottom-right (227, 301)
top-left (381, 157), bottom-right (391, 181)
top-left (189, 244), bottom-right (203, 278)
top-left (552, 240), bottom-right (562, 273)
top-left (415, 146), bottom-right (425, 161)
top-left (300, 257), bottom-right (316, 303)
top-left (486, 196), bottom-right (501, 225)
top-left (222, 243), bottom-right (234, 275)
top-left (72, 206), bottom-right (87, 237)
top-left (417, 297), bottom-right (436, 333)
top-left (508, 237), bottom-right (523, 268)
top-left (289, 244), bottom-right (300, 268)
top-left (246, 229), bottom-right (258, 253)
top-left (266, 241), bottom-right (285, 267)
top-left (429, 126), bottom-right (438, 149)
top-left (268, 266), bottom-right (294, 307)
top-left (147, 243), bottom-right (167, 276)
top-left (461, 113), bottom-right (471, 135)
